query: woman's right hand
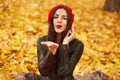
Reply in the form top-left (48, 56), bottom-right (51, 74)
top-left (63, 26), bottom-right (75, 44)
top-left (41, 41), bottom-right (59, 55)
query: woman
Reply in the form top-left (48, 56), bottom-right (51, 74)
top-left (15, 4), bottom-right (84, 80)
top-left (37, 4), bottom-right (84, 80)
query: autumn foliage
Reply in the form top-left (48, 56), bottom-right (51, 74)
top-left (0, 0), bottom-right (120, 80)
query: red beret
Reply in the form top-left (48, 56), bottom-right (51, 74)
top-left (48, 4), bottom-right (74, 25)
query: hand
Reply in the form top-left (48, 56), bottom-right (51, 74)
top-left (63, 26), bottom-right (75, 44)
top-left (41, 41), bottom-right (59, 55)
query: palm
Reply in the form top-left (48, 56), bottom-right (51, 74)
top-left (41, 41), bottom-right (59, 55)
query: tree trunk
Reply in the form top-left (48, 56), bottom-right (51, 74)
top-left (103, 0), bottom-right (120, 12)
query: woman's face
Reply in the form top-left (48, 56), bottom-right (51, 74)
top-left (53, 8), bottom-right (67, 33)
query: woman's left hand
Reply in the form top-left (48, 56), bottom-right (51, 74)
top-left (63, 26), bottom-right (75, 44)
top-left (41, 41), bottom-right (59, 55)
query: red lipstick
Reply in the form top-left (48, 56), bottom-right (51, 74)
top-left (56, 25), bottom-right (62, 29)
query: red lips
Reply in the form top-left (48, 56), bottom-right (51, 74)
top-left (56, 25), bottom-right (62, 29)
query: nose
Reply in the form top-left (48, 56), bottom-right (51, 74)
top-left (58, 17), bottom-right (62, 23)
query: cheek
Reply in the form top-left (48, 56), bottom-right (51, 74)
top-left (53, 18), bottom-right (57, 23)
top-left (63, 21), bottom-right (67, 26)
top-left (63, 22), bottom-right (67, 30)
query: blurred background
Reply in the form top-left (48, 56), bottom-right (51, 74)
top-left (0, 0), bottom-right (120, 80)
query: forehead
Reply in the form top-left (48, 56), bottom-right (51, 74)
top-left (55, 8), bottom-right (67, 15)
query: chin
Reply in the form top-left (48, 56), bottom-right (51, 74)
top-left (55, 30), bottom-right (63, 33)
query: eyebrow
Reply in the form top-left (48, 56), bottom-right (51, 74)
top-left (54, 14), bottom-right (67, 17)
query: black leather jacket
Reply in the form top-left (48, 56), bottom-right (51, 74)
top-left (37, 36), bottom-right (84, 80)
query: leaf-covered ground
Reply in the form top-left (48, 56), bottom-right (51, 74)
top-left (0, 0), bottom-right (120, 80)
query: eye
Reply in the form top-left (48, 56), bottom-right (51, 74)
top-left (53, 16), bottom-right (58, 19)
top-left (53, 14), bottom-right (58, 19)
top-left (62, 17), bottom-right (67, 20)
top-left (62, 15), bottom-right (67, 20)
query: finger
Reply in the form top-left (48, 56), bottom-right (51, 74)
top-left (41, 42), bottom-right (48, 46)
top-left (47, 42), bottom-right (58, 46)
top-left (71, 26), bottom-right (75, 33)
top-left (41, 42), bottom-right (45, 44)
top-left (41, 42), bottom-right (46, 44)
top-left (41, 41), bottom-right (53, 45)
top-left (54, 43), bottom-right (59, 47)
top-left (71, 26), bottom-right (75, 36)
top-left (66, 30), bottom-right (71, 37)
